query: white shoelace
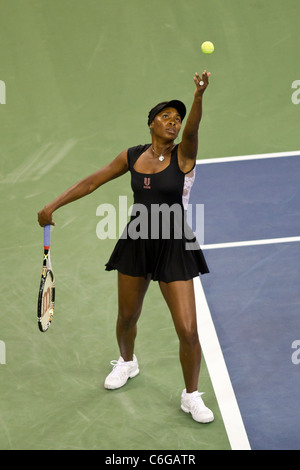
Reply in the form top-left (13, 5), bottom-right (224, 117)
top-left (188, 392), bottom-right (207, 410)
top-left (109, 359), bottom-right (128, 377)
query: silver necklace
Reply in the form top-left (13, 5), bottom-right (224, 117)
top-left (151, 144), bottom-right (174, 162)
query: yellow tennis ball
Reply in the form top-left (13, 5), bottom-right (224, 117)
top-left (201, 41), bottom-right (214, 54)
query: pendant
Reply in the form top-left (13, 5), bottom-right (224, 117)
top-left (158, 155), bottom-right (165, 162)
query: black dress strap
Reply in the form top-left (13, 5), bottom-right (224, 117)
top-left (127, 144), bottom-right (151, 170)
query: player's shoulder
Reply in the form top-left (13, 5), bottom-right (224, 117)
top-left (128, 144), bottom-right (150, 154)
top-left (127, 144), bottom-right (151, 167)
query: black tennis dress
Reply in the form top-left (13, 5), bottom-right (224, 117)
top-left (105, 144), bottom-right (209, 283)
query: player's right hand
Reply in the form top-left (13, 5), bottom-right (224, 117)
top-left (37, 206), bottom-right (56, 227)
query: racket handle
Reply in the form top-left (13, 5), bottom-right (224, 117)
top-left (44, 224), bottom-right (51, 248)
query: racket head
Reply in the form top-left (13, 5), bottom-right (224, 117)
top-left (37, 268), bottom-right (55, 332)
top-left (37, 225), bottom-right (55, 332)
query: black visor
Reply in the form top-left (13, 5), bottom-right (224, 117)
top-left (147, 100), bottom-right (186, 126)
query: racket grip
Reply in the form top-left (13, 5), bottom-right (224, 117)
top-left (44, 225), bottom-right (51, 248)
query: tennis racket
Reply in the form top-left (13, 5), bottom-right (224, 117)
top-left (37, 225), bottom-right (55, 332)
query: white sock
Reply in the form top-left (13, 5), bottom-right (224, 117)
top-left (184, 390), bottom-right (198, 397)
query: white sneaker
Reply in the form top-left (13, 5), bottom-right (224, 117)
top-left (181, 389), bottom-right (214, 423)
top-left (104, 355), bottom-right (139, 389)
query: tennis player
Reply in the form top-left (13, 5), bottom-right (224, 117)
top-left (38, 70), bottom-right (214, 423)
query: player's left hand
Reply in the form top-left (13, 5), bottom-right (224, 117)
top-left (193, 70), bottom-right (210, 97)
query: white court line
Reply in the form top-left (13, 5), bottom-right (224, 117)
top-left (195, 235), bottom-right (300, 449)
top-left (201, 236), bottom-right (300, 250)
top-left (193, 151), bottom-right (300, 449)
top-left (194, 276), bottom-right (251, 450)
top-left (196, 150), bottom-right (300, 164)
top-left (197, 238), bottom-right (300, 447)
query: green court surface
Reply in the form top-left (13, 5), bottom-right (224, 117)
top-left (0, 0), bottom-right (299, 450)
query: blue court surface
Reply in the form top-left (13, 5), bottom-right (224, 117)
top-left (191, 152), bottom-right (300, 450)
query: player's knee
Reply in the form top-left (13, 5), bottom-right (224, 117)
top-left (117, 307), bottom-right (140, 329)
top-left (178, 326), bottom-right (199, 349)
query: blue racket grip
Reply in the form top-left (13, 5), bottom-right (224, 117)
top-left (44, 225), bottom-right (51, 248)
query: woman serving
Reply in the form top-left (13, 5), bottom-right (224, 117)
top-left (38, 70), bottom-right (214, 423)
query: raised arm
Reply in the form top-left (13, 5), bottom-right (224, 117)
top-left (178, 70), bottom-right (210, 172)
top-left (37, 149), bottom-right (128, 226)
